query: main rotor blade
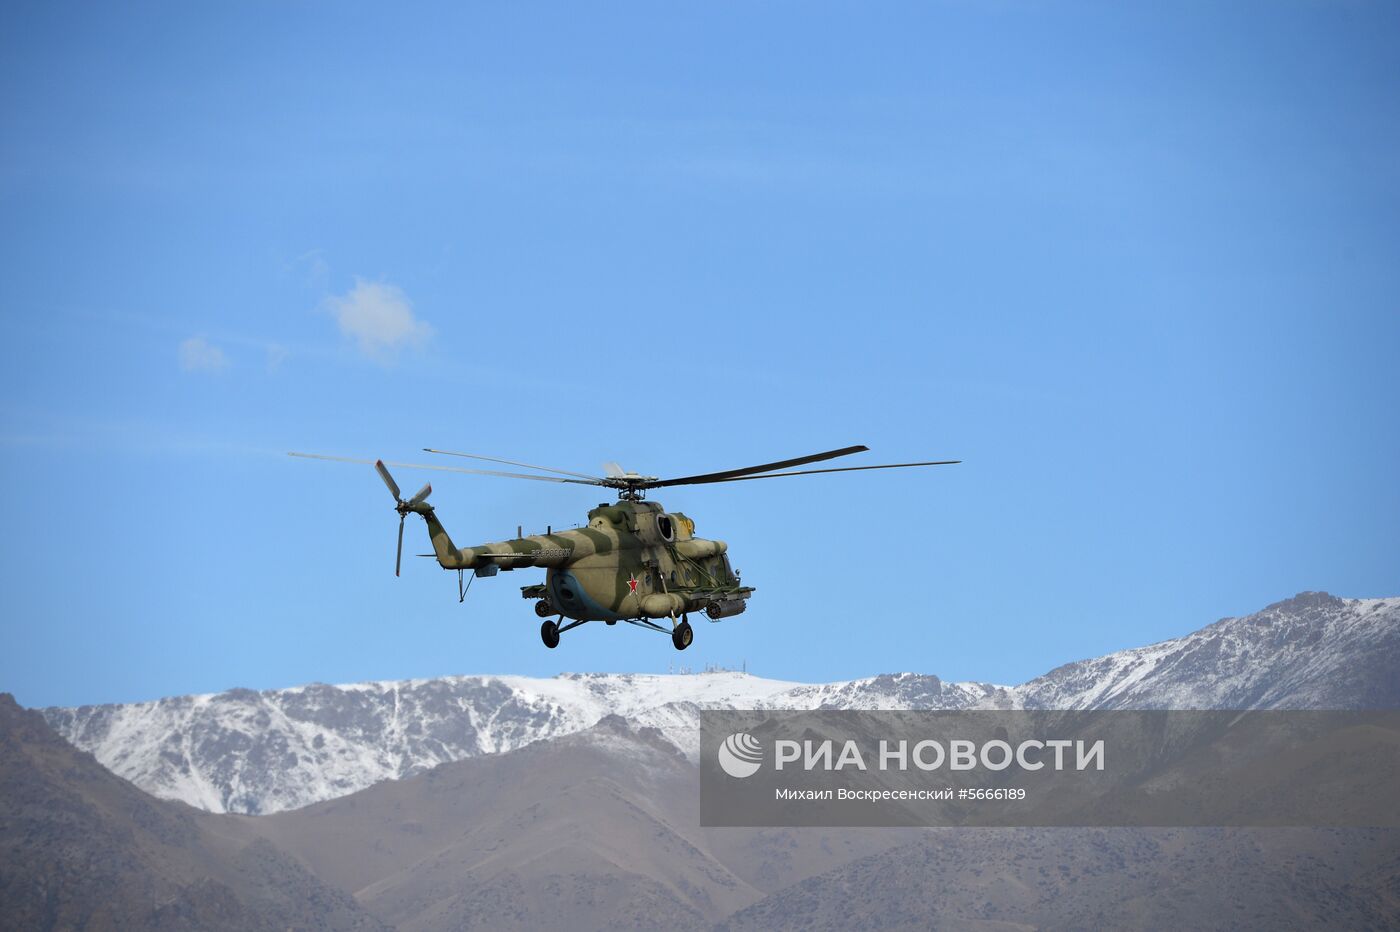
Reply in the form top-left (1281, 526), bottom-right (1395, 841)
top-left (375, 460), bottom-right (401, 501)
top-left (423, 448), bottom-right (604, 482)
top-left (644, 445), bottom-right (870, 489)
top-left (395, 515), bottom-right (405, 577)
top-left (408, 482), bottom-right (432, 505)
top-left (701, 460), bottom-right (962, 484)
top-left (288, 452), bottom-right (608, 486)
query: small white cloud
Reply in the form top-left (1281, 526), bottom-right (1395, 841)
top-left (290, 248), bottom-right (330, 287)
top-left (178, 337), bottom-right (229, 373)
top-left (265, 342), bottom-right (289, 372)
top-left (324, 279), bottom-right (432, 360)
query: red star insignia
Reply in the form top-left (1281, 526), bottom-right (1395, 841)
top-left (627, 574), bottom-right (639, 593)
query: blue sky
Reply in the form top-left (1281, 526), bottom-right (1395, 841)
top-left (2, 2), bottom-right (1397, 708)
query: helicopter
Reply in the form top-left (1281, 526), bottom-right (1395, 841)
top-left (289, 445), bottom-right (959, 651)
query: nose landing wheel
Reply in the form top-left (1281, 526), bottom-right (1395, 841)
top-left (671, 620), bottom-right (693, 651)
top-left (541, 620), bottom-right (560, 649)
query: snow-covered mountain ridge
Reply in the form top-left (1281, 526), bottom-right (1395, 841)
top-left (40, 669), bottom-right (1004, 814)
top-left (1016, 591), bottom-right (1400, 710)
top-left (41, 592), bottom-right (1399, 814)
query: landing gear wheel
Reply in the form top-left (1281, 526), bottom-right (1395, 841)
top-left (671, 620), bottom-right (693, 651)
top-left (605, 619), bottom-right (617, 626)
top-left (534, 600), bottom-right (554, 618)
top-left (540, 620), bottom-right (560, 649)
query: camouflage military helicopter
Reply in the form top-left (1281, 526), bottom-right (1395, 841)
top-left (290, 446), bottom-right (958, 651)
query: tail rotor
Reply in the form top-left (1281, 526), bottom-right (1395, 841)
top-left (376, 460), bottom-right (432, 576)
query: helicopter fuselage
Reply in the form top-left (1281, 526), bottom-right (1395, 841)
top-left (416, 498), bottom-right (753, 622)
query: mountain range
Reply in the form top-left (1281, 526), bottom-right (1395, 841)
top-left (42, 591), bottom-right (1400, 815)
top-left (5, 591), bottom-right (1399, 930)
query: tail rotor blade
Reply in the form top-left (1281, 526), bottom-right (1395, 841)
top-left (396, 514), bottom-right (405, 577)
top-left (375, 460), bottom-right (402, 501)
top-left (409, 482), bottom-right (432, 505)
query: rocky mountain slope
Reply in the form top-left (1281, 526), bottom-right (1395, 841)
top-left (41, 592), bottom-right (1399, 814)
top-left (0, 694), bottom-right (386, 932)
top-left (250, 715), bottom-right (913, 931)
top-left (238, 712), bottom-right (1400, 930)
top-left (718, 826), bottom-right (1400, 931)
